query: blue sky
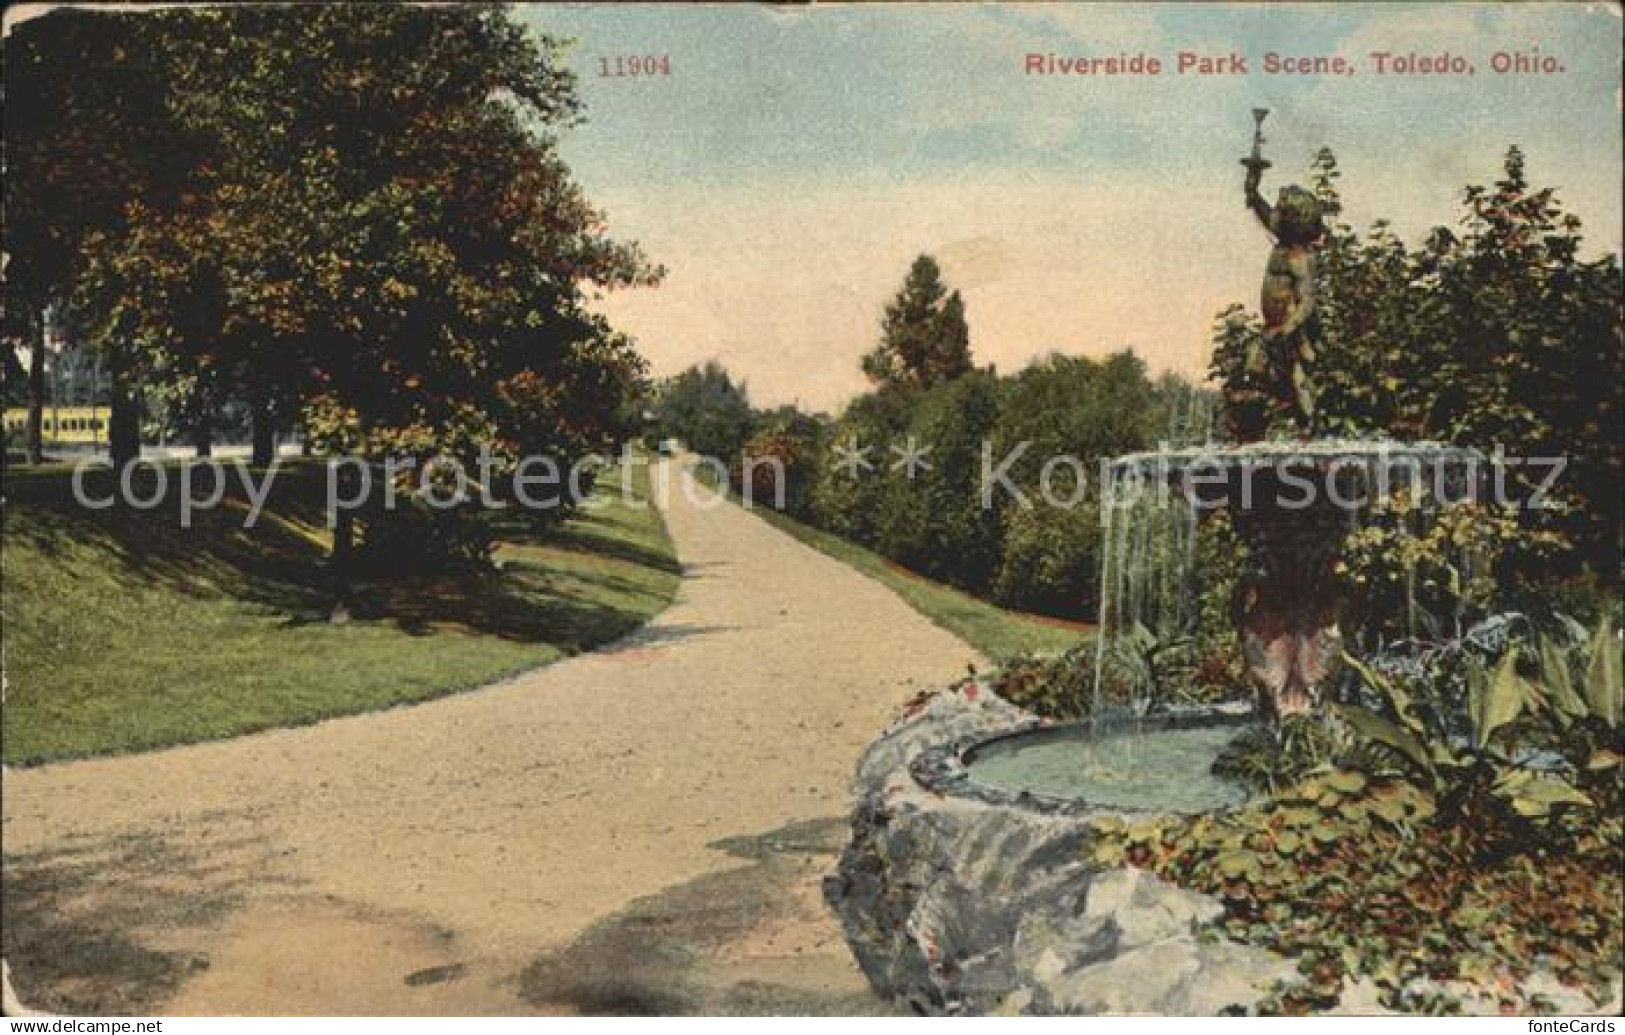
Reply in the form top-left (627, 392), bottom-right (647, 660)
top-left (517, 2), bottom-right (1623, 410)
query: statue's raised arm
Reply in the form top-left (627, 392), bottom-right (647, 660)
top-left (1244, 165), bottom-right (1274, 233)
top-left (1233, 109), bottom-right (1328, 437)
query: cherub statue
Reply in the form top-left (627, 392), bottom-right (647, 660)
top-left (1241, 111), bottom-right (1326, 435)
top-left (1227, 112), bottom-right (1343, 722)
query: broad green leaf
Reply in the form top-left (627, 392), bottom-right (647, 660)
top-left (1470, 650), bottom-right (1529, 748)
top-left (1214, 851), bottom-right (1263, 880)
top-left (1537, 636), bottom-right (1586, 721)
top-left (1583, 616), bottom-right (1622, 727)
top-left (1497, 774), bottom-right (1593, 818)
top-left (1310, 821), bottom-right (1345, 844)
top-left (1342, 652), bottom-right (1424, 734)
top-left (1276, 806), bottom-right (1319, 828)
top-left (1324, 769), bottom-right (1368, 796)
top-left (1333, 703), bottom-right (1434, 780)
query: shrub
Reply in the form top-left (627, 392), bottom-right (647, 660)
top-left (873, 370), bottom-right (1003, 591)
top-left (732, 412), bottom-right (823, 519)
top-left (993, 498), bottom-right (1100, 618)
top-left (1337, 494), bottom-right (1531, 644)
top-left (988, 351), bottom-right (1157, 492)
top-left (985, 352), bottom-right (1164, 617)
top-left (810, 386), bottom-right (914, 546)
top-left (1214, 147), bottom-right (1624, 581)
top-left (993, 643), bottom-right (1096, 719)
top-left (877, 372), bottom-right (1001, 588)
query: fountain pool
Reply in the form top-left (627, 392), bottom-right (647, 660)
top-left (962, 716), bottom-right (1252, 815)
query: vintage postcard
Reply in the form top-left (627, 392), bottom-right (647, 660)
top-left (2, 1), bottom-right (1621, 1024)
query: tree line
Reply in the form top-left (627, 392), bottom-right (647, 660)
top-left (656, 146), bottom-right (1621, 624)
top-left (652, 255), bottom-right (1205, 620)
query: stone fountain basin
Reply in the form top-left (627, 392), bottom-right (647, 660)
top-left (824, 682), bottom-right (1293, 1015)
top-left (824, 680), bottom-right (1622, 1016)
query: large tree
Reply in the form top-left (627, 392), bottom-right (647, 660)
top-left (22, 4), bottom-right (658, 607)
top-left (74, 5), bottom-right (655, 470)
top-left (3, 10), bottom-right (202, 465)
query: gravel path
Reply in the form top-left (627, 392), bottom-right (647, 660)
top-left (1, 459), bottom-right (983, 1015)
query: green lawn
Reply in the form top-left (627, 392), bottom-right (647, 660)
top-left (728, 495), bottom-right (1089, 663)
top-left (1, 460), bottom-right (679, 765)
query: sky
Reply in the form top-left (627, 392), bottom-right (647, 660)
top-left (518, 2), bottom-right (1623, 412)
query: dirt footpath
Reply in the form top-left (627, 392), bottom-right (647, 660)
top-left (2, 459), bottom-right (983, 1015)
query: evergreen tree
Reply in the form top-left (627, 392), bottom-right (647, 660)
top-left (861, 255), bottom-right (973, 389)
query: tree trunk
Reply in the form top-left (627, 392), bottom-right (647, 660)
top-left (25, 310), bottom-right (45, 465)
top-left (250, 391), bottom-right (276, 466)
top-left (191, 408), bottom-right (213, 458)
top-left (109, 358), bottom-right (140, 472)
top-left (330, 506), bottom-right (356, 624)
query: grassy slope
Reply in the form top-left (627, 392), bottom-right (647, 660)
top-left (730, 496), bottom-right (1088, 663)
top-left (1, 461), bottom-right (679, 764)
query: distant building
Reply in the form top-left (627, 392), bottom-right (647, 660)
top-left (3, 406), bottom-right (110, 446)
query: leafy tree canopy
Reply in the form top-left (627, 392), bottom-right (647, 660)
top-left (651, 360), bottom-right (754, 461)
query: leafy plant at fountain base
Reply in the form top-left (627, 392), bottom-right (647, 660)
top-left (993, 621), bottom-right (1249, 721)
top-left (1211, 715), bottom-right (1347, 796)
top-left (1101, 621), bottom-right (1195, 712)
top-left (1089, 614), bottom-right (1623, 1013)
top-left (993, 644), bottom-right (1097, 719)
top-left (1336, 615), bottom-right (1621, 834)
top-left (1088, 768), bottom-right (1623, 1013)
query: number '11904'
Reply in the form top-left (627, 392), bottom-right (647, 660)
top-left (597, 55), bottom-right (672, 77)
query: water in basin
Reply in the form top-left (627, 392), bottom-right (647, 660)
top-left (963, 722), bottom-right (1250, 814)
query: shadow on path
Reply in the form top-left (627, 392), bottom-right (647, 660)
top-left (516, 817), bottom-right (894, 1016)
top-left (1, 822), bottom-right (299, 1015)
